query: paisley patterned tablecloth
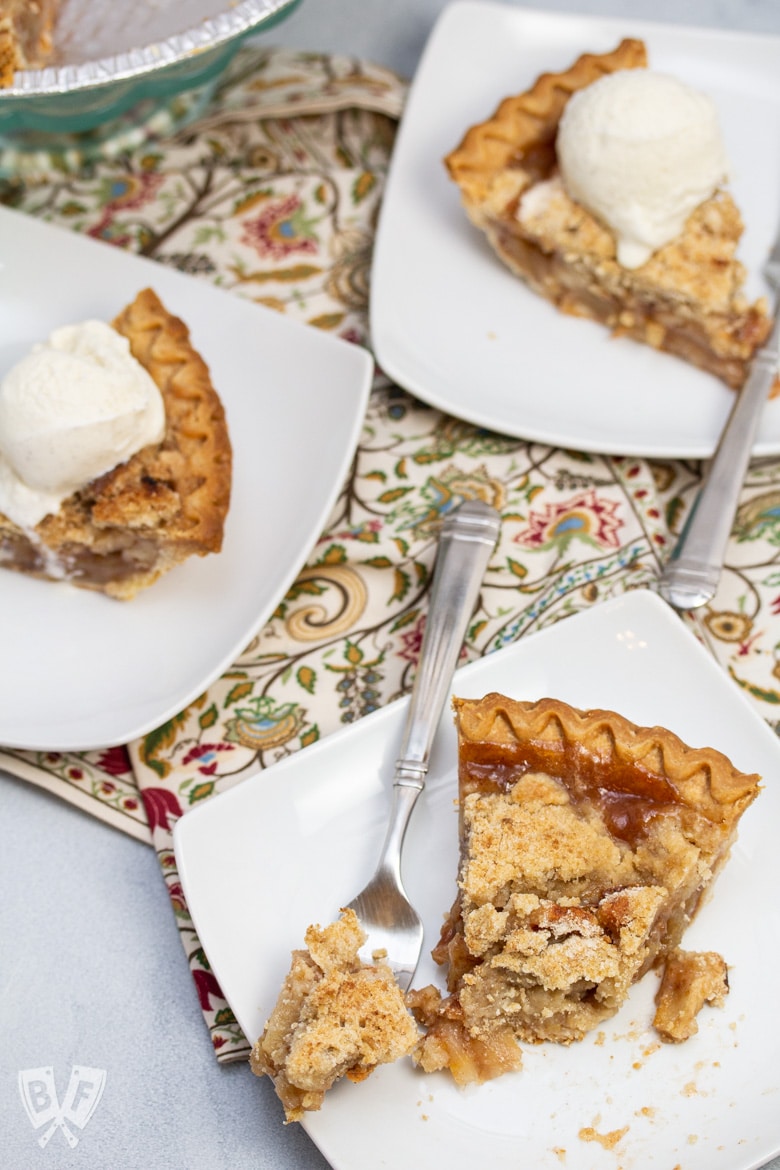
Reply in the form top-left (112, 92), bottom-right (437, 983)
top-left (3, 45), bottom-right (780, 1064)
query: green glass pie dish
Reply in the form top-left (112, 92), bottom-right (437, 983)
top-left (0, 0), bottom-right (302, 148)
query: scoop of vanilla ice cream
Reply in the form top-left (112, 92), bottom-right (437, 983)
top-left (0, 319), bottom-right (165, 528)
top-left (556, 69), bottom-right (729, 269)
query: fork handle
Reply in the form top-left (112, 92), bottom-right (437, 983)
top-left (393, 499), bottom-right (501, 789)
top-left (658, 318), bottom-right (780, 611)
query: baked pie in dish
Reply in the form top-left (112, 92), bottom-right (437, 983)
top-left (411, 693), bottom-right (760, 1083)
top-left (445, 40), bottom-right (772, 391)
top-left (0, 288), bottom-right (232, 599)
top-left (0, 0), bottom-right (59, 85)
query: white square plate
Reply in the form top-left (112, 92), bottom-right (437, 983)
top-left (175, 589), bottom-right (780, 1170)
top-left (0, 207), bottom-right (372, 750)
top-left (370, 1), bottom-right (780, 458)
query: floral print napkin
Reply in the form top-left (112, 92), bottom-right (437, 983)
top-left (3, 45), bottom-right (780, 1063)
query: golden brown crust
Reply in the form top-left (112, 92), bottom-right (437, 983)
top-left (444, 40), bottom-right (773, 390)
top-left (110, 287), bottom-right (233, 558)
top-left (0, 287), bottom-right (232, 600)
top-left (453, 694), bottom-right (761, 823)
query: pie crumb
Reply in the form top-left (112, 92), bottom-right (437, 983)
top-left (653, 949), bottom-right (729, 1041)
top-left (578, 1124), bottom-right (630, 1149)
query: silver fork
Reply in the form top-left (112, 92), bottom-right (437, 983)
top-left (658, 240), bottom-right (780, 610)
top-left (344, 498), bottom-right (501, 991)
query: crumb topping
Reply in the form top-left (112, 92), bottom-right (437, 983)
top-left (251, 909), bottom-right (418, 1122)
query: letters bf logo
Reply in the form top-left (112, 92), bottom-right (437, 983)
top-left (18, 1066), bottom-right (106, 1147)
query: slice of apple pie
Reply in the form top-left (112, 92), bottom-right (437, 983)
top-left (445, 40), bottom-right (772, 390)
top-left (0, 288), bottom-right (232, 600)
top-left (411, 694), bottom-right (760, 1083)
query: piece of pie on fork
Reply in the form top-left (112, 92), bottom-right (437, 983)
top-left (445, 39), bottom-right (772, 390)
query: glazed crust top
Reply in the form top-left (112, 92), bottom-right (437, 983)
top-left (453, 693), bottom-right (761, 830)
